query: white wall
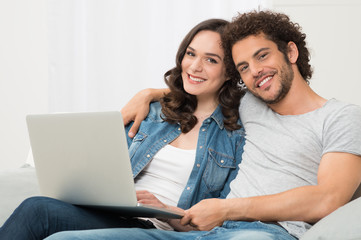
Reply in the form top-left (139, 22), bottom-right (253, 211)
top-left (272, 0), bottom-right (361, 106)
top-left (0, 0), bottom-right (48, 169)
top-left (1, 0), bottom-right (359, 170)
top-left (47, 0), bottom-right (268, 113)
top-left (0, 0), bottom-right (268, 170)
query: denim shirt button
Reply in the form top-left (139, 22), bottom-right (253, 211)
top-left (221, 160), bottom-right (224, 164)
top-left (199, 146), bottom-right (203, 149)
top-left (187, 187), bottom-right (191, 190)
top-left (163, 140), bottom-right (167, 143)
top-left (196, 164), bottom-right (200, 168)
top-left (178, 128), bottom-right (181, 131)
top-left (147, 154), bottom-right (151, 158)
top-left (202, 128), bottom-right (206, 132)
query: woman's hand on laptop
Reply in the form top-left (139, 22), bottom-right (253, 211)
top-left (136, 190), bottom-right (184, 216)
top-left (136, 190), bottom-right (168, 209)
top-left (136, 190), bottom-right (197, 232)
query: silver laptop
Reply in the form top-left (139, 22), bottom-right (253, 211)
top-left (26, 111), bottom-right (183, 219)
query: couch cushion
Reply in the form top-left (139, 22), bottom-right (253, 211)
top-left (0, 165), bottom-right (39, 226)
top-left (300, 197), bottom-right (361, 240)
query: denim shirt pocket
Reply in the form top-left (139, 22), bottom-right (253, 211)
top-left (202, 148), bottom-right (236, 193)
top-left (128, 131), bottom-right (148, 159)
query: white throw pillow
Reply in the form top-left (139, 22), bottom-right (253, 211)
top-left (300, 197), bottom-right (361, 240)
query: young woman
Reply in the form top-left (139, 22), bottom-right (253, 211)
top-left (0, 19), bottom-right (245, 240)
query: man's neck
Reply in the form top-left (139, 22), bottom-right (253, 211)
top-left (267, 75), bottom-right (327, 116)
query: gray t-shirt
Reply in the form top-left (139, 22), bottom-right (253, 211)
top-left (227, 92), bottom-right (361, 238)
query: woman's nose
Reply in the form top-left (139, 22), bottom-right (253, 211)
top-left (189, 58), bottom-right (203, 72)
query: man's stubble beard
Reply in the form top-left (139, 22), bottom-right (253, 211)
top-left (251, 62), bottom-right (294, 105)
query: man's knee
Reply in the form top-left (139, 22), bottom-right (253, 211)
top-left (227, 230), bottom-right (275, 240)
top-left (45, 231), bottom-right (76, 240)
top-left (45, 231), bottom-right (64, 240)
top-left (202, 227), bottom-right (292, 240)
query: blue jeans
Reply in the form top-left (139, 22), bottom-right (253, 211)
top-left (0, 196), bottom-right (155, 240)
top-left (45, 221), bottom-right (296, 240)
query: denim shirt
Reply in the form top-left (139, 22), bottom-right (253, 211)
top-left (125, 102), bottom-right (245, 210)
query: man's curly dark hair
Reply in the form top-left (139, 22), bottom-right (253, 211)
top-left (222, 10), bottom-right (312, 84)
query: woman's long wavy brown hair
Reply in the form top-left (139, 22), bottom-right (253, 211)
top-left (161, 19), bottom-right (244, 133)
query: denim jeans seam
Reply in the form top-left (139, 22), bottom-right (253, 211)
top-left (259, 222), bottom-right (296, 239)
top-left (195, 226), bottom-right (223, 240)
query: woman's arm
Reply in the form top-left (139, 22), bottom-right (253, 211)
top-left (121, 88), bottom-right (170, 138)
top-left (136, 190), bottom-right (195, 231)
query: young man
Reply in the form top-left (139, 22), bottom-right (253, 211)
top-left (177, 11), bottom-right (361, 239)
top-left (45, 11), bottom-right (361, 240)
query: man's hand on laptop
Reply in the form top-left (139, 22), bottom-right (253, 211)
top-left (121, 89), bottom-right (153, 138)
top-left (181, 198), bottom-right (227, 231)
top-left (121, 88), bottom-right (170, 138)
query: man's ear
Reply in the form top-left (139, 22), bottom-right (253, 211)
top-left (287, 41), bottom-right (299, 64)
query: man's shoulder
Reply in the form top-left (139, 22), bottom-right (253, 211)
top-left (325, 98), bottom-right (361, 111)
top-left (321, 99), bottom-right (361, 156)
top-left (239, 91), bottom-right (267, 116)
top-left (147, 101), bottom-right (163, 120)
top-left (322, 99), bottom-right (361, 121)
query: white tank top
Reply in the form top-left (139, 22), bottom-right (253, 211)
top-left (135, 144), bottom-right (196, 230)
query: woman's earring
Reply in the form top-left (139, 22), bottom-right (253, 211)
top-left (239, 80), bottom-right (247, 90)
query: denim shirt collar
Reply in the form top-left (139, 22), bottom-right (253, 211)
top-left (209, 105), bottom-right (224, 130)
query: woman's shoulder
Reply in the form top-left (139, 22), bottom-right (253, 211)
top-left (214, 106), bottom-right (245, 137)
top-left (147, 101), bottom-right (164, 121)
top-left (222, 118), bottom-right (245, 142)
top-left (228, 123), bottom-right (245, 138)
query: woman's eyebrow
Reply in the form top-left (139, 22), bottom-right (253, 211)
top-left (188, 46), bottom-right (222, 60)
top-left (205, 52), bottom-right (222, 61)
